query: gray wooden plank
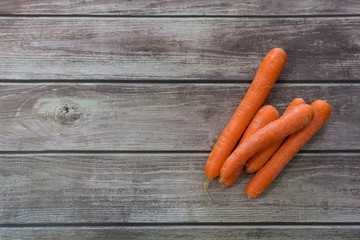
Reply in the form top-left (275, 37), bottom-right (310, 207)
top-left (0, 0), bottom-right (359, 16)
top-left (1, 226), bottom-right (359, 240)
top-left (0, 17), bottom-right (359, 80)
top-left (0, 83), bottom-right (357, 151)
top-left (0, 152), bottom-right (359, 223)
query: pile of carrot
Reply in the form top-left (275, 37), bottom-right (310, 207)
top-left (204, 48), bottom-right (331, 199)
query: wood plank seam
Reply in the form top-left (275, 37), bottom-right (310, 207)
top-left (1, 14), bottom-right (360, 18)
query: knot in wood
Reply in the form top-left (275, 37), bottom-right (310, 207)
top-left (55, 104), bottom-right (82, 125)
top-left (198, 106), bottom-right (215, 121)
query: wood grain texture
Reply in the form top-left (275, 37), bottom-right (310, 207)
top-left (1, 226), bottom-right (359, 240)
top-left (0, 152), bottom-right (359, 223)
top-left (0, 17), bottom-right (359, 80)
top-left (0, 83), bottom-right (358, 151)
top-left (0, 0), bottom-right (359, 16)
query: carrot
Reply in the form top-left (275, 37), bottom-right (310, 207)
top-left (245, 98), bottom-right (306, 173)
top-left (219, 105), bottom-right (279, 187)
top-left (205, 48), bottom-right (287, 179)
top-left (221, 100), bottom-right (305, 186)
top-left (238, 105), bottom-right (280, 147)
top-left (281, 98), bottom-right (307, 116)
top-left (246, 100), bottom-right (331, 198)
top-left (220, 104), bottom-right (315, 179)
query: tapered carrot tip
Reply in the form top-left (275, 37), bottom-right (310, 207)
top-left (246, 179), bottom-right (264, 198)
top-left (219, 178), bottom-right (228, 188)
top-left (246, 184), bottom-right (262, 198)
top-left (274, 47), bottom-right (285, 52)
top-left (270, 48), bottom-right (287, 61)
top-left (273, 47), bottom-right (286, 53)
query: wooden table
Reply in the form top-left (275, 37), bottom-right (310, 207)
top-left (0, 1), bottom-right (359, 239)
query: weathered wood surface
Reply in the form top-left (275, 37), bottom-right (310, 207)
top-left (0, 0), bottom-right (359, 16)
top-left (1, 17), bottom-right (359, 80)
top-left (0, 153), bottom-right (358, 223)
top-left (1, 226), bottom-right (359, 240)
top-left (0, 83), bottom-right (357, 151)
top-left (0, 0), bottom-right (359, 236)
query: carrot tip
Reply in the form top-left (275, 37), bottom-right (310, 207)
top-left (273, 47), bottom-right (286, 54)
top-left (218, 178), bottom-right (228, 188)
top-left (204, 179), bottom-right (214, 200)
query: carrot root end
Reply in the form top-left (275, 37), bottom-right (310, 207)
top-left (204, 178), bottom-right (215, 200)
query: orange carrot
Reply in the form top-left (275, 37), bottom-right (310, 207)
top-left (238, 105), bottom-right (280, 146)
top-left (219, 105), bottom-right (279, 187)
top-left (246, 100), bottom-right (331, 198)
top-left (221, 99), bottom-right (305, 186)
top-left (245, 98), bottom-right (306, 173)
top-left (220, 104), bottom-right (315, 179)
top-left (282, 98), bottom-right (307, 116)
top-left (205, 48), bottom-right (287, 179)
